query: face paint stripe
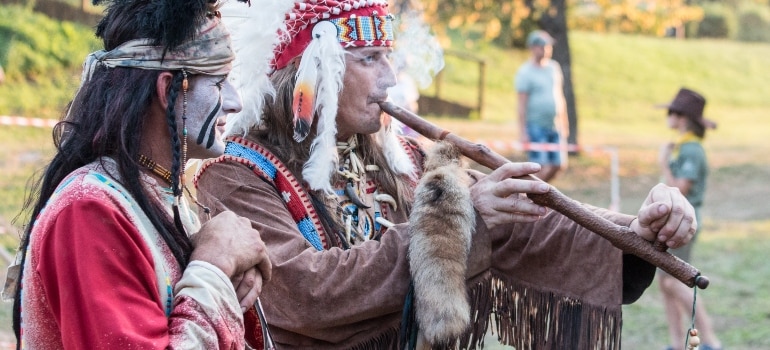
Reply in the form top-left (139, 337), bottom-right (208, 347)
top-left (196, 98), bottom-right (221, 146)
top-left (205, 117), bottom-right (217, 148)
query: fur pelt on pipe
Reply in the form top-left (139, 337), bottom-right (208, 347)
top-left (408, 141), bottom-right (475, 346)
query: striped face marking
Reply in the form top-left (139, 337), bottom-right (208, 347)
top-left (182, 74), bottom-right (234, 158)
top-left (197, 97), bottom-right (221, 149)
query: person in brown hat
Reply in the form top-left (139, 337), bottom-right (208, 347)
top-left (657, 87), bottom-right (722, 350)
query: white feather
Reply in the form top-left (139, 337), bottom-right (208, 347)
top-left (301, 26), bottom-right (346, 193)
top-left (220, 0), bottom-right (295, 137)
top-left (291, 28), bottom-right (321, 142)
top-left (378, 127), bottom-right (417, 179)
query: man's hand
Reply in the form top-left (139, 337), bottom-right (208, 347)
top-left (469, 162), bottom-right (550, 229)
top-left (191, 211), bottom-right (272, 311)
top-left (231, 268), bottom-right (263, 313)
top-left (630, 183), bottom-right (696, 249)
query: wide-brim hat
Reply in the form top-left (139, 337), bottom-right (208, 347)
top-left (658, 87), bottom-right (717, 129)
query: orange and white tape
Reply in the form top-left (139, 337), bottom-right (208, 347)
top-left (473, 139), bottom-right (621, 211)
top-left (0, 116), bottom-right (58, 128)
top-left (0, 117), bottom-right (621, 209)
top-left (472, 139), bottom-right (608, 154)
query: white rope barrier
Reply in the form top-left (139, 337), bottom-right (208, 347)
top-left (0, 118), bottom-right (622, 210)
top-left (0, 116), bottom-right (58, 128)
top-left (474, 139), bottom-right (621, 211)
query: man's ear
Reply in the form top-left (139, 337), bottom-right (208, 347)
top-left (155, 71), bottom-right (175, 110)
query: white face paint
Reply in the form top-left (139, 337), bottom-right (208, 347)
top-left (177, 74), bottom-right (242, 159)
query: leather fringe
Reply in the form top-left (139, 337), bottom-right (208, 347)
top-left (454, 276), bottom-right (494, 349)
top-left (488, 271), bottom-right (622, 350)
top-left (349, 326), bottom-right (401, 350)
top-left (376, 271), bottom-right (622, 349)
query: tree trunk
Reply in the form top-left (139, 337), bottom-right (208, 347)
top-left (539, 0), bottom-right (579, 149)
top-left (82, 0), bottom-right (88, 11)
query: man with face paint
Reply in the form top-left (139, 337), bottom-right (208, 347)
top-left (185, 74), bottom-right (232, 155)
top-left (8, 0), bottom-right (272, 348)
top-left (196, 1), bottom-right (697, 348)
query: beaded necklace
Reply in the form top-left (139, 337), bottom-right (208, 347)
top-left (138, 154), bottom-right (211, 220)
top-left (138, 154), bottom-right (172, 184)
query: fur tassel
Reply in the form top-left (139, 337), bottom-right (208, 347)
top-left (408, 141), bottom-right (475, 345)
top-left (221, 0), bottom-right (295, 137)
top-left (300, 21), bottom-right (346, 193)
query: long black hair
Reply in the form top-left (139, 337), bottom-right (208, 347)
top-left (11, 0), bottom-right (231, 342)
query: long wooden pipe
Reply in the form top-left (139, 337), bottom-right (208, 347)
top-left (380, 101), bottom-right (709, 289)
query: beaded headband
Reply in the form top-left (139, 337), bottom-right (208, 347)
top-left (273, 0), bottom-right (393, 71)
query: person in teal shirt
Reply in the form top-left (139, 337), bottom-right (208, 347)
top-left (515, 30), bottom-right (568, 182)
top-left (657, 88), bottom-right (722, 350)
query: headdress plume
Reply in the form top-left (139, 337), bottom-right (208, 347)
top-left (221, 0), bottom-right (296, 137)
top-left (297, 21), bottom-right (345, 192)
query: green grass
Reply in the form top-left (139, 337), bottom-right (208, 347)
top-left (622, 221), bottom-right (770, 350)
top-left (0, 10), bottom-right (769, 347)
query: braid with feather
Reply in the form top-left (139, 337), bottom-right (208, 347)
top-left (165, 71), bottom-right (184, 197)
top-left (164, 71), bottom-right (192, 241)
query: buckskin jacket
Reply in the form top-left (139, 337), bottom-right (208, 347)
top-left (194, 133), bottom-right (655, 350)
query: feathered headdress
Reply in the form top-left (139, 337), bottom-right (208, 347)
top-left (221, 0), bottom-right (296, 137)
top-left (225, 0), bottom-right (416, 193)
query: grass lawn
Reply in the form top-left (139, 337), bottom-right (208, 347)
top-left (0, 29), bottom-right (769, 348)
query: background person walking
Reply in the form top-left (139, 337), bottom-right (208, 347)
top-left (515, 30), bottom-right (569, 182)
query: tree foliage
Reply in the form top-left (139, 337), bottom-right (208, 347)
top-left (570, 0), bottom-right (704, 36)
top-left (420, 0), bottom-right (706, 47)
top-left (0, 5), bottom-right (99, 116)
top-left (0, 5), bottom-right (99, 82)
top-left (421, 0), bottom-right (546, 47)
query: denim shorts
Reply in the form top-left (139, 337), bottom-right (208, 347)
top-left (526, 124), bottom-right (562, 165)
